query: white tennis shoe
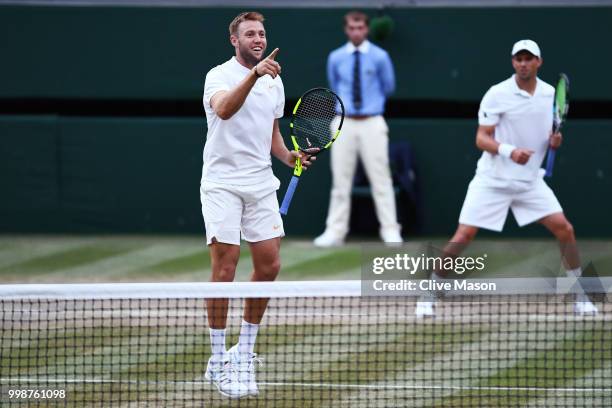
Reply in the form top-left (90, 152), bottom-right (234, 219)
top-left (204, 357), bottom-right (248, 399)
top-left (574, 295), bottom-right (598, 316)
top-left (228, 345), bottom-right (262, 396)
top-left (415, 298), bottom-right (436, 318)
top-left (313, 231), bottom-right (344, 248)
top-left (381, 229), bottom-right (403, 246)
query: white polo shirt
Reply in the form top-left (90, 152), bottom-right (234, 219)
top-left (202, 57), bottom-right (285, 186)
top-left (476, 74), bottom-right (554, 181)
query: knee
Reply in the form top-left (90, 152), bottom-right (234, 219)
top-left (213, 264), bottom-right (237, 282)
top-left (255, 258), bottom-right (281, 281)
top-left (453, 227), bottom-right (477, 244)
top-left (556, 221), bottom-right (575, 242)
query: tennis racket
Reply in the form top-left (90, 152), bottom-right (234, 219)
top-left (279, 87), bottom-right (345, 215)
top-left (545, 73), bottom-right (570, 177)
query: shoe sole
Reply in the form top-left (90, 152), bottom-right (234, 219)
top-left (204, 371), bottom-right (249, 399)
top-left (227, 348), bottom-right (260, 397)
top-left (575, 310), bottom-right (598, 316)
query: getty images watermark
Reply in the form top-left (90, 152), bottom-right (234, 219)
top-left (359, 241), bottom-right (611, 301)
top-left (370, 252), bottom-right (494, 292)
top-left (362, 247), bottom-right (496, 296)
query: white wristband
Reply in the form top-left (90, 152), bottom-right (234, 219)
top-left (498, 143), bottom-right (516, 159)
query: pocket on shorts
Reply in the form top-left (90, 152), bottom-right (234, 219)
top-left (201, 182), bottom-right (235, 224)
top-left (245, 177), bottom-right (282, 202)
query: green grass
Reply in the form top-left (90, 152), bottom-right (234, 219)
top-left (3, 316), bottom-right (610, 407)
top-left (1, 235), bottom-right (611, 406)
top-left (128, 249), bottom-right (251, 277)
top-left (281, 249), bottom-right (361, 277)
top-left (0, 244), bottom-right (142, 276)
top-left (1, 235), bottom-right (611, 283)
top-left (0, 322), bottom-right (486, 406)
top-left (139, 251), bottom-right (213, 274)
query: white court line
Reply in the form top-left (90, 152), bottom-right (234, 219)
top-left (1, 378), bottom-right (610, 393)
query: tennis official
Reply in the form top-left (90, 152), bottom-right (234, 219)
top-left (415, 39), bottom-right (597, 317)
top-left (314, 11), bottom-right (402, 247)
top-left (201, 11), bottom-right (315, 398)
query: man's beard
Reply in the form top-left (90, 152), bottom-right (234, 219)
top-left (239, 42), bottom-right (265, 67)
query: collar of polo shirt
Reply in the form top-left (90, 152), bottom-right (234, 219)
top-left (510, 74), bottom-right (543, 97)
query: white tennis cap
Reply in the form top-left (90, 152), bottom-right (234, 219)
top-left (511, 39), bottom-right (541, 58)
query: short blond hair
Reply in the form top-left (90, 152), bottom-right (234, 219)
top-left (229, 11), bottom-right (265, 36)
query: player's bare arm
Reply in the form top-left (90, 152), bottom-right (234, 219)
top-left (270, 119), bottom-right (317, 170)
top-left (211, 48), bottom-right (281, 120)
top-left (475, 124), bottom-right (533, 165)
top-left (549, 130), bottom-right (562, 149)
top-left (475, 125), bottom-right (498, 154)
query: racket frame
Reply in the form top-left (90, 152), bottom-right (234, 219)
top-left (545, 73), bottom-right (570, 178)
top-left (280, 87), bottom-right (345, 215)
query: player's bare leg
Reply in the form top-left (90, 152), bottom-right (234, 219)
top-left (228, 237), bottom-right (281, 395)
top-left (538, 212), bottom-right (579, 269)
top-left (441, 224), bottom-right (479, 276)
top-left (204, 240), bottom-right (247, 398)
top-left (245, 237), bottom-right (281, 323)
top-left (539, 212), bottom-right (598, 315)
top-left (416, 224), bottom-right (479, 317)
top-left (207, 240), bottom-right (241, 329)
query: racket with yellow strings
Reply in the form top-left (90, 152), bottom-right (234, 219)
top-left (279, 88), bottom-right (345, 215)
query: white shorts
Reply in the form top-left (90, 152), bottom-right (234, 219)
top-left (458, 174), bottom-right (563, 232)
top-left (200, 178), bottom-right (285, 245)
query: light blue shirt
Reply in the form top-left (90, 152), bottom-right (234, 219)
top-left (327, 40), bottom-right (395, 116)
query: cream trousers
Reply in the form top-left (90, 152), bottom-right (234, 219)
top-left (323, 115), bottom-right (401, 238)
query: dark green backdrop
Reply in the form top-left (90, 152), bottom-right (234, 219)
top-left (1, 6), bottom-right (611, 100)
top-left (1, 5), bottom-right (611, 236)
top-left (1, 116), bottom-right (610, 236)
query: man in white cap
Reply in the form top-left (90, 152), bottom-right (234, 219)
top-left (415, 39), bottom-right (598, 317)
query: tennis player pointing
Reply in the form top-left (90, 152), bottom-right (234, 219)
top-left (201, 12), bottom-right (315, 398)
top-left (416, 40), bottom-right (597, 317)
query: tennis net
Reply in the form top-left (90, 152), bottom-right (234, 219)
top-left (1, 279), bottom-right (611, 407)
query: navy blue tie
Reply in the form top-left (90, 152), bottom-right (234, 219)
top-left (352, 50), bottom-right (362, 111)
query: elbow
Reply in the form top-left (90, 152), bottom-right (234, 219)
top-left (215, 107), bottom-right (233, 120)
top-left (475, 135), bottom-right (485, 150)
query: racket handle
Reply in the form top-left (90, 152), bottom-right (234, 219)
top-left (545, 147), bottom-right (556, 177)
top-left (280, 176), bottom-right (300, 215)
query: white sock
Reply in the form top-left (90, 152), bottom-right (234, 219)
top-left (209, 328), bottom-right (227, 364)
top-left (566, 267), bottom-right (582, 278)
top-left (238, 320), bottom-right (259, 356)
top-left (566, 268), bottom-right (591, 303)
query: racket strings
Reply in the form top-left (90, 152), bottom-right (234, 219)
top-left (556, 81), bottom-right (568, 115)
top-left (293, 91), bottom-right (339, 150)
top-left (554, 76), bottom-right (569, 129)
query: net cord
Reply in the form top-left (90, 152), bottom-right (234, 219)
top-left (0, 277), bottom-right (610, 300)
